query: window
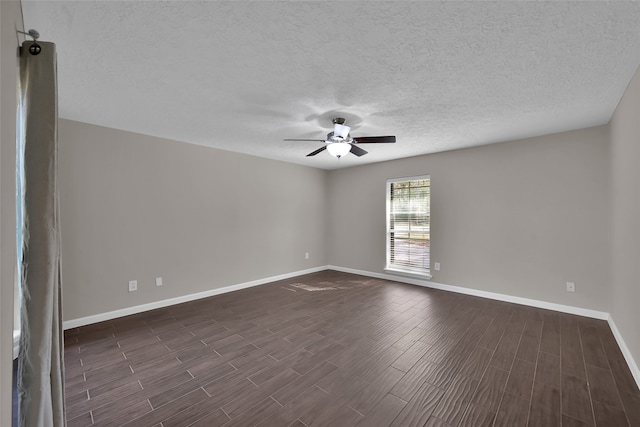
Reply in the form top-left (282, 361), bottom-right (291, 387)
top-left (386, 175), bottom-right (431, 278)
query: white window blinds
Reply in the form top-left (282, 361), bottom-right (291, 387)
top-left (386, 176), bottom-right (430, 275)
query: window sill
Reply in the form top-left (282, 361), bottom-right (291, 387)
top-left (384, 267), bottom-right (432, 281)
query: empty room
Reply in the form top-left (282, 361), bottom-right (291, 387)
top-left (2, 1), bottom-right (640, 426)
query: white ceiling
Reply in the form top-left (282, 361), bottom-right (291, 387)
top-left (21, 1), bottom-right (640, 170)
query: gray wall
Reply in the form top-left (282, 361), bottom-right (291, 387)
top-left (1, 1), bottom-right (22, 424)
top-left (59, 120), bottom-right (328, 320)
top-left (610, 65), bottom-right (640, 370)
top-left (327, 126), bottom-right (611, 311)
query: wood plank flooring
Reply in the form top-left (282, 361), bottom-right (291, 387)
top-left (63, 270), bottom-right (640, 426)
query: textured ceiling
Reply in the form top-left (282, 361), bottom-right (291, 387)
top-left (21, 1), bottom-right (640, 170)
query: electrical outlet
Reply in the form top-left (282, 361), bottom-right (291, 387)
top-left (566, 282), bottom-right (576, 293)
top-left (128, 280), bottom-right (137, 292)
top-left (156, 277), bottom-right (163, 287)
top-left (434, 262), bottom-right (440, 271)
top-left (305, 252), bottom-right (309, 259)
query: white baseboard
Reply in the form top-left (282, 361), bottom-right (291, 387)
top-left (61, 264), bottom-right (639, 392)
top-left (66, 264), bottom-right (612, 329)
top-left (328, 265), bottom-right (609, 320)
top-left (63, 266), bottom-right (328, 330)
top-left (607, 316), bottom-right (640, 389)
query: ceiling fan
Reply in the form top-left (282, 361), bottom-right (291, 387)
top-left (284, 118), bottom-right (396, 158)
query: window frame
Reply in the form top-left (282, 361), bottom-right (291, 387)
top-left (385, 174), bottom-right (432, 280)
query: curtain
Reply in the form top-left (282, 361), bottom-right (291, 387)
top-left (17, 40), bottom-right (66, 427)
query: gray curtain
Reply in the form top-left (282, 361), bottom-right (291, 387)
top-left (18, 40), bottom-right (66, 427)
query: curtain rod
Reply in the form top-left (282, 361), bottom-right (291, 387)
top-left (17, 29), bottom-right (39, 40)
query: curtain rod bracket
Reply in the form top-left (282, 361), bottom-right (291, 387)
top-left (18, 29), bottom-right (41, 55)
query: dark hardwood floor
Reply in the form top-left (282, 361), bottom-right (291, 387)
top-left (63, 270), bottom-right (640, 426)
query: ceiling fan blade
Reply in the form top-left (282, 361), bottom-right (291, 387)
top-left (352, 136), bottom-right (396, 144)
top-left (284, 139), bottom-right (326, 142)
top-left (306, 146), bottom-right (327, 157)
top-left (349, 144), bottom-right (368, 157)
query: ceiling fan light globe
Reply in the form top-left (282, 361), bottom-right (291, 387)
top-left (327, 142), bottom-right (351, 158)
